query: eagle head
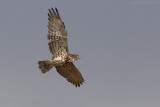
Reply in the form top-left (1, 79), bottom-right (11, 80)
top-left (67, 54), bottom-right (80, 62)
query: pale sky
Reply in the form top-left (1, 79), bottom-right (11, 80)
top-left (0, 0), bottom-right (160, 107)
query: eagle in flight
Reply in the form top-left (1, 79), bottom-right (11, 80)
top-left (38, 8), bottom-right (84, 87)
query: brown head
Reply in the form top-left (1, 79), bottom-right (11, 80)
top-left (67, 54), bottom-right (80, 62)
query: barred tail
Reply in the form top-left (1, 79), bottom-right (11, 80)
top-left (38, 60), bottom-right (54, 73)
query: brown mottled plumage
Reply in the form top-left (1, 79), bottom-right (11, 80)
top-left (38, 7), bottom-right (84, 87)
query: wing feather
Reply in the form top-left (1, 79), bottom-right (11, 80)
top-left (55, 62), bottom-right (84, 87)
top-left (47, 8), bottom-right (68, 57)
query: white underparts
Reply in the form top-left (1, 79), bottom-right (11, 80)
top-left (53, 57), bottom-right (62, 61)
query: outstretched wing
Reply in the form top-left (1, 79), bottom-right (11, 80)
top-left (55, 62), bottom-right (84, 87)
top-left (48, 8), bottom-right (68, 57)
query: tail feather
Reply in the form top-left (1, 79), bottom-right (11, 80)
top-left (38, 60), bottom-right (54, 73)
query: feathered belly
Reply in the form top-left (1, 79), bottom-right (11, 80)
top-left (53, 56), bottom-right (66, 61)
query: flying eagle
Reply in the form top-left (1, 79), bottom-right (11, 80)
top-left (38, 8), bottom-right (84, 87)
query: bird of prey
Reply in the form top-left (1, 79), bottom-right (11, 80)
top-left (38, 8), bottom-right (84, 87)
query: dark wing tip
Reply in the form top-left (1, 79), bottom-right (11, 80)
top-left (55, 7), bottom-right (61, 20)
top-left (73, 80), bottom-right (84, 87)
top-left (48, 7), bottom-right (62, 21)
top-left (55, 7), bottom-right (58, 10)
top-left (50, 7), bottom-right (57, 18)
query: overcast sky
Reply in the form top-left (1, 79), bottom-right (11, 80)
top-left (0, 0), bottom-right (160, 107)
